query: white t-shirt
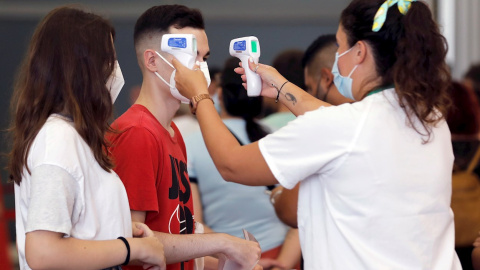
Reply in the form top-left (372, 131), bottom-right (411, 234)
top-left (259, 89), bottom-right (461, 269)
top-left (15, 114), bottom-right (132, 270)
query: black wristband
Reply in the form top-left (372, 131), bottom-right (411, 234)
top-left (117, 236), bottom-right (130, 266)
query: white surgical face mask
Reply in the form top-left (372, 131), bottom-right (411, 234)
top-left (154, 51), bottom-right (190, 104)
top-left (331, 46), bottom-right (358, 100)
top-left (105, 60), bottom-right (125, 104)
top-left (198, 61), bottom-right (211, 87)
top-left (154, 51), bottom-right (212, 104)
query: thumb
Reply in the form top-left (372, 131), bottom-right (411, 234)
top-left (132, 225), bottom-right (144, 237)
top-left (248, 57), bottom-right (258, 73)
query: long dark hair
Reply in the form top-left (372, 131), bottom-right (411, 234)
top-left (8, 6), bottom-right (117, 183)
top-left (341, 0), bottom-right (451, 142)
top-left (221, 57), bottom-right (268, 142)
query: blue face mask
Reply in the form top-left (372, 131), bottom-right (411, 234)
top-left (331, 46), bottom-right (358, 100)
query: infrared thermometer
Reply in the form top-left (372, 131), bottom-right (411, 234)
top-left (161, 34), bottom-right (197, 103)
top-left (229, 36), bottom-right (262, 96)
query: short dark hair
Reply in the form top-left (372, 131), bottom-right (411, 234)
top-left (134, 5), bottom-right (205, 47)
top-left (272, 49), bottom-right (305, 90)
top-left (301, 34), bottom-right (337, 69)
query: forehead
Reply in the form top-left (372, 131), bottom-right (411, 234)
top-left (168, 26), bottom-right (209, 56)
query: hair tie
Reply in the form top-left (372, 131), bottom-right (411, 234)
top-left (372, 0), bottom-right (417, 32)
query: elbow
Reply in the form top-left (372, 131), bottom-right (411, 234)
top-left (25, 235), bottom-right (54, 270)
top-left (26, 251), bottom-right (49, 270)
top-left (218, 166), bottom-right (236, 183)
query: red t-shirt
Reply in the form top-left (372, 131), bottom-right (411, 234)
top-left (109, 104), bottom-right (194, 270)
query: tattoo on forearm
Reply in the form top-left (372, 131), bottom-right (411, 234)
top-left (285, 92), bottom-right (297, 105)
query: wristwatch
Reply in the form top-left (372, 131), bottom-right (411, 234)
top-left (189, 94), bottom-right (214, 115)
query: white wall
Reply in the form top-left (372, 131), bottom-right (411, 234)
top-left (437, 0), bottom-right (480, 79)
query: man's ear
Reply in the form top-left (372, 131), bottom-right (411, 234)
top-left (319, 67), bottom-right (334, 94)
top-left (143, 50), bottom-right (159, 73)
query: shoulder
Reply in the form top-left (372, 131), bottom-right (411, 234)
top-left (110, 105), bottom-right (161, 145)
top-left (29, 115), bottom-right (90, 176)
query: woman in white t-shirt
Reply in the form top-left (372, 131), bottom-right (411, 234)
top-left (8, 7), bottom-right (165, 270)
top-left (172, 0), bottom-right (461, 269)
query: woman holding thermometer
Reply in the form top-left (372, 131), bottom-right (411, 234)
top-left (173, 0), bottom-right (460, 269)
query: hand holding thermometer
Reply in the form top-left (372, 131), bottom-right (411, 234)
top-left (229, 36), bottom-right (262, 96)
top-left (161, 34), bottom-right (197, 103)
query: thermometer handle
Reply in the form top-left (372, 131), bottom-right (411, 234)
top-left (239, 55), bottom-right (262, 96)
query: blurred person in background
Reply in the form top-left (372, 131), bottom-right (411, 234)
top-left (302, 34), bottom-right (353, 105)
top-left (447, 82), bottom-right (480, 270)
top-left (261, 49), bottom-right (305, 131)
top-left (463, 64), bottom-right (480, 105)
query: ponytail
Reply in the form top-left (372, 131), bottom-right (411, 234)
top-left (393, 2), bottom-right (451, 142)
top-left (341, 0), bottom-right (451, 142)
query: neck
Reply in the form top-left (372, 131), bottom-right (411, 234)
top-left (135, 75), bottom-right (180, 134)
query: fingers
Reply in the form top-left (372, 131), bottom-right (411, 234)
top-left (248, 57), bottom-right (258, 73)
top-left (132, 222), bottom-right (144, 237)
top-left (171, 58), bottom-right (183, 70)
top-left (135, 222), bottom-right (154, 237)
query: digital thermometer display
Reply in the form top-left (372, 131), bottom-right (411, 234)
top-left (168, 37), bottom-right (187, 49)
top-left (251, 40), bottom-right (258, 53)
top-left (233, 40), bottom-right (246, 51)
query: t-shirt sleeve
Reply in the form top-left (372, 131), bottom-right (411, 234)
top-left (110, 127), bottom-right (160, 213)
top-left (26, 164), bottom-right (78, 236)
top-left (184, 134), bottom-right (198, 182)
top-left (258, 106), bottom-right (356, 189)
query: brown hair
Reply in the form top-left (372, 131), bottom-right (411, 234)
top-left (447, 82), bottom-right (480, 136)
top-left (8, 6), bottom-right (116, 183)
top-left (341, 0), bottom-right (451, 142)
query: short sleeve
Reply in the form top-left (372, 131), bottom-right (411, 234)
top-left (258, 106), bottom-right (358, 189)
top-left (110, 127), bottom-right (160, 213)
top-left (26, 164), bottom-right (79, 236)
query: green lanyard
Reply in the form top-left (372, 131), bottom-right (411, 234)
top-left (367, 84), bottom-right (395, 97)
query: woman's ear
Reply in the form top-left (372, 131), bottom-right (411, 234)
top-left (354, 41), bottom-right (368, 65)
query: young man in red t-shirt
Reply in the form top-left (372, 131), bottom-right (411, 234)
top-left (108, 5), bottom-right (261, 270)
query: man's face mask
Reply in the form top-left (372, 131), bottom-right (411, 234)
top-left (154, 51), bottom-right (211, 104)
top-left (105, 60), bottom-right (124, 104)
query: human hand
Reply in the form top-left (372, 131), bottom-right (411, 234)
top-left (132, 222), bottom-right (154, 238)
top-left (172, 58), bottom-right (208, 100)
top-left (473, 232), bottom-right (480, 247)
top-left (258, 258), bottom-right (287, 269)
top-left (130, 236), bottom-right (166, 270)
top-left (221, 234), bottom-right (262, 270)
top-left (234, 58), bottom-right (286, 100)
